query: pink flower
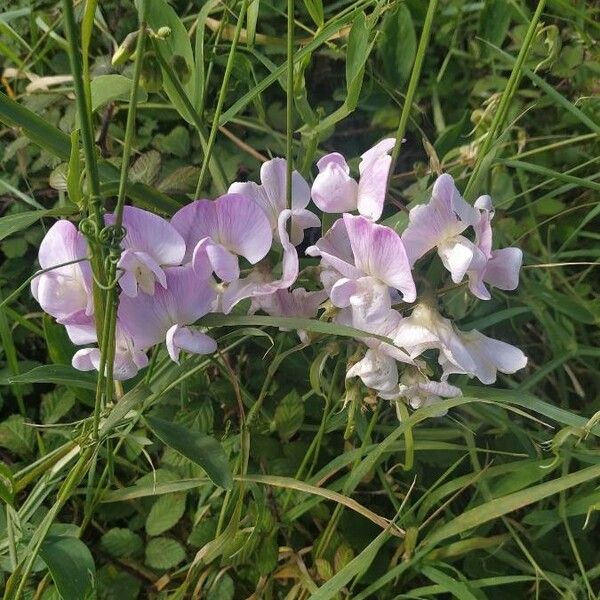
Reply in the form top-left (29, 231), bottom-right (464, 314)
top-left (311, 138), bottom-right (395, 221)
top-left (229, 158), bottom-right (320, 245)
top-left (31, 220), bottom-right (96, 345)
top-left (171, 193), bottom-right (272, 283)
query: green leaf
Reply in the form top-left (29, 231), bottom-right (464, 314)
top-left (303, 0), bottom-right (324, 27)
top-left (145, 416), bottom-right (232, 489)
top-left (0, 207), bottom-right (77, 242)
top-left (90, 74), bottom-right (148, 113)
top-left (378, 3), bottom-right (416, 85)
top-left (129, 150), bottom-right (162, 185)
top-left (479, 0), bottom-right (512, 49)
top-left (207, 572), bottom-right (234, 600)
top-left (0, 91), bottom-right (181, 214)
top-left (153, 125), bottom-right (190, 158)
top-left (274, 390), bottom-right (304, 441)
top-left (145, 537), bottom-right (186, 570)
top-left (0, 415), bottom-right (35, 458)
top-left (39, 534), bottom-right (95, 600)
top-left (346, 13), bottom-right (369, 89)
top-left (145, 492), bottom-right (187, 536)
top-left (100, 528), bottom-right (143, 558)
top-left (10, 365), bottom-right (97, 390)
top-left (139, 0), bottom-right (196, 122)
top-left (40, 389), bottom-right (76, 425)
top-left (67, 129), bottom-right (82, 206)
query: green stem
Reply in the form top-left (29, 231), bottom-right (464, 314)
top-left (463, 0), bottom-right (547, 199)
top-left (285, 0), bottom-right (294, 208)
top-left (195, 0), bottom-right (249, 197)
top-left (388, 0), bottom-right (438, 186)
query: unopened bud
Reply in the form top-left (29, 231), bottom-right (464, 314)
top-left (171, 54), bottom-right (191, 84)
top-left (140, 53), bottom-right (163, 92)
top-left (155, 26), bottom-right (171, 39)
top-left (111, 31), bottom-right (138, 66)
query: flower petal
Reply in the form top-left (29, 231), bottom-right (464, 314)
top-left (306, 217), bottom-right (361, 280)
top-left (346, 349), bottom-right (399, 393)
top-left (311, 153), bottom-right (359, 213)
top-left (356, 138), bottom-right (395, 221)
top-left (484, 247), bottom-right (522, 291)
top-left (166, 324), bottom-right (217, 363)
top-left (106, 206), bottom-right (186, 266)
top-left (290, 208), bottom-right (321, 246)
top-left (344, 214), bottom-right (416, 302)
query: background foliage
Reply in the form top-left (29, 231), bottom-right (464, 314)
top-left (0, 0), bottom-right (599, 598)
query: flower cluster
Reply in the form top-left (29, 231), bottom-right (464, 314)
top-left (33, 139), bottom-right (527, 412)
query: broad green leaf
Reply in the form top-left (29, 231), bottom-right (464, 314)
top-left (100, 528), bottom-right (143, 558)
top-left (145, 537), bottom-right (186, 570)
top-left (40, 389), bottom-right (76, 425)
top-left (0, 207), bottom-right (77, 242)
top-left (139, 0), bottom-right (196, 122)
top-left (479, 0), bottom-right (512, 49)
top-left (420, 565), bottom-right (479, 600)
top-left (39, 534), bottom-right (95, 600)
top-left (0, 415), bottom-right (35, 458)
top-left (10, 365), bottom-right (97, 390)
top-left (346, 13), bottom-right (369, 90)
top-left (145, 492), bottom-right (187, 536)
top-left (90, 74), bottom-right (148, 112)
top-left (145, 416), bottom-right (233, 489)
top-left (274, 390), bottom-right (304, 441)
top-left (378, 3), bottom-right (416, 85)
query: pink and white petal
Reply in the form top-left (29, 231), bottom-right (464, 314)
top-left (356, 139), bottom-right (395, 222)
top-left (291, 169), bottom-right (311, 211)
top-left (311, 154), bottom-right (359, 213)
top-left (106, 206), bottom-right (186, 266)
top-left (36, 272), bottom-right (90, 320)
top-left (215, 193), bottom-right (273, 263)
top-left (306, 218), bottom-right (361, 280)
top-left (459, 329), bottom-right (527, 384)
top-left (112, 346), bottom-right (148, 381)
top-left (290, 208), bottom-right (321, 246)
top-left (484, 247), bottom-right (522, 291)
top-left (438, 237), bottom-right (476, 284)
top-left (204, 241), bottom-right (240, 283)
top-left (38, 220), bottom-right (87, 269)
top-left (346, 349), bottom-right (398, 393)
top-left (330, 278), bottom-right (360, 308)
top-left (474, 194), bottom-right (494, 214)
top-left (118, 269), bottom-right (139, 298)
top-left (171, 200), bottom-right (219, 263)
top-left (165, 265), bottom-right (217, 325)
top-left (229, 180), bottom-right (276, 226)
top-left (432, 173), bottom-right (478, 227)
top-left (344, 214), bottom-right (416, 302)
top-left (259, 158), bottom-right (287, 218)
top-left (61, 311), bottom-right (97, 345)
top-left (166, 324), bottom-right (217, 363)
top-left (72, 348), bottom-right (99, 372)
top-left (358, 138), bottom-right (395, 169)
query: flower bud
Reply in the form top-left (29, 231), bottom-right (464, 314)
top-left (111, 31), bottom-right (138, 66)
top-left (171, 55), bottom-right (191, 85)
top-left (140, 52), bottom-right (163, 92)
top-left (155, 26), bottom-right (171, 39)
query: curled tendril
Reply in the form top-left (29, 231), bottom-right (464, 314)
top-left (78, 217), bottom-right (99, 241)
top-left (99, 224), bottom-right (127, 249)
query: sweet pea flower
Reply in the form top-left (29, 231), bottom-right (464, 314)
top-left (229, 158), bottom-right (320, 245)
top-left (311, 138), bottom-right (395, 221)
top-left (119, 265), bottom-right (217, 364)
top-left (394, 303), bottom-right (527, 384)
top-left (72, 330), bottom-right (148, 381)
top-left (220, 209), bottom-right (299, 313)
top-left (105, 206), bottom-right (186, 298)
top-left (306, 214), bottom-right (416, 317)
top-left (379, 368), bottom-right (462, 417)
top-left (251, 287), bottom-right (328, 343)
top-left (171, 193), bottom-right (272, 284)
top-left (465, 195), bottom-right (523, 300)
top-left (31, 220), bottom-right (96, 344)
